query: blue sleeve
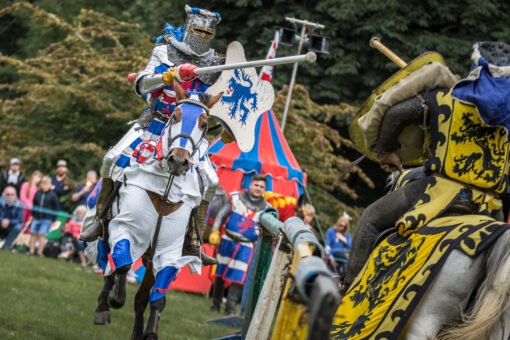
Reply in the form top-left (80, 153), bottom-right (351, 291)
top-left (325, 228), bottom-right (335, 249)
top-left (9, 207), bottom-right (24, 226)
top-left (74, 184), bottom-right (84, 194)
top-left (345, 232), bottom-right (352, 250)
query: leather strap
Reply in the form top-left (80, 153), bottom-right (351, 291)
top-left (146, 190), bottom-right (183, 216)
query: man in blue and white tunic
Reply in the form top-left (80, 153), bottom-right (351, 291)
top-left (209, 174), bottom-right (269, 315)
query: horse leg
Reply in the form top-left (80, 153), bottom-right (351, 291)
top-left (108, 264), bottom-right (130, 309)
top-left (108, 239), bottom-right (134, 309)
top-left (131, 260), bottom-right (155, 340)
top-left (405, 249), bottom-right (485, 339)
top-left (143, 296), bottom-right (166, 340)
top-left (143, 266), bottom-right (178, 340)
top-left (94, 274), bottom-right (114, 325)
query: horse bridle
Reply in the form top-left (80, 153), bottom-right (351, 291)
top-left (151, 99), bottom-right (210, 258)
top-left (162, 99), bottom-right (209, 172)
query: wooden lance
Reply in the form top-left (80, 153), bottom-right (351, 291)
top-left (370, 37), bottom-right (408, 68)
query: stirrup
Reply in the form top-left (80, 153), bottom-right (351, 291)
top-left (182, 244), bottom-right (217, 266)
top-left (79, 218), bottom-right (106, 242)
top-left (199, 250), bottom-right (217, 266)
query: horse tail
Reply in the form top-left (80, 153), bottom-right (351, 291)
top-left (440, 229), bottom-right (510, 340)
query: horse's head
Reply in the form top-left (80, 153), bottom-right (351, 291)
top-left (161, 82), bottom-right (221, 176)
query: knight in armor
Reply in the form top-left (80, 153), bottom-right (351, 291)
top-left (342, 41), bottom-right (510, 294)
top-left (79, 5), bottom-right (225, 266)
top-left (209, 174), bottom-right (269, 315)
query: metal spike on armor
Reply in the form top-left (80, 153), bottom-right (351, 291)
top-left (476, 41), bottom-right (510, 67)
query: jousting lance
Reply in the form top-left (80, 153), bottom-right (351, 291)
top-left (194, 52), bottom-right (316, 74)
top-left (341, 38), bottom-right (408, 178)
top-left (370, 37), bottom-right (408, 69)
top-left (128, 52), bottom-right (317, 83)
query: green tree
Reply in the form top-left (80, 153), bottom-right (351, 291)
top-left (0, 3), bottom-right (152, 177)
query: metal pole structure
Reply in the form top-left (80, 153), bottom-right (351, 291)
top-left (280, 24), bottom-right (306, 133)
top-left (280, 18), bottom-right (325, 132)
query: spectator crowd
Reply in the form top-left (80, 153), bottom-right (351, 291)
top-left (0, 158), bottom-right (97, 267)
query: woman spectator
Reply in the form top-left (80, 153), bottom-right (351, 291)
top-left (29, 176), bottom-right (59, 256)
top-left (19, 170), bottom-right (42, 223)
top-left (325, 216), bottom-right (352, 275)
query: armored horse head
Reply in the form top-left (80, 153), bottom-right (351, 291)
top-left (160, 82), bottom-right (221, 176)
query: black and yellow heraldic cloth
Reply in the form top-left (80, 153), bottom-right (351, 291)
top-left (330, 88), bottom-right (510, 339)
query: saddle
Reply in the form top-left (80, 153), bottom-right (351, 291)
top-left (145, 190), bottom-right (183, 216)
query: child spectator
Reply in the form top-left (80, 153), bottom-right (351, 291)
top-left (60, 205), bottom-right (87, 267)
top-left (19, 170), bottom-right (42, 223)
top-left (29, 176), bottom-right (59, 256)
top-left (297, 204), bottom-right (316, 230)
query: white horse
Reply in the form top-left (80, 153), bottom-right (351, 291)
top-left (91, 82), bottom-right (222, 340)
top-left (406, 226), bottom-right (510, 340)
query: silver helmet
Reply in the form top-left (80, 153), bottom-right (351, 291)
top-left (182, 5), bottom-right (221, 55)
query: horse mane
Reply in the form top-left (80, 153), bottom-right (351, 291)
top-left (439, 229), bottom-right (510, 340)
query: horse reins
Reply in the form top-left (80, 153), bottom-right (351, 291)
top-left (150, 99), bottom-right (209, 260)
top-left (149, 173), bottom-right (176, 260)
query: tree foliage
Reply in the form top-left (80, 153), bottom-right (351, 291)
top-left (272, 84), bottom-right (373, 225)
top-left (0, 2), bottom-right (152, 177)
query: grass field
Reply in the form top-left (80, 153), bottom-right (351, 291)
top-left (0, 250), bottom-right (233, 339)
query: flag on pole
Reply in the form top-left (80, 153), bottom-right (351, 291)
top-left (259, 30), bottom-right (280, 82)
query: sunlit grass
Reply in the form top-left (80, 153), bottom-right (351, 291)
top-left (0, 250), bottom-right (232, 339)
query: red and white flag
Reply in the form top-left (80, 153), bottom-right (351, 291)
top-left (259, 30), bottom-right (280, 82)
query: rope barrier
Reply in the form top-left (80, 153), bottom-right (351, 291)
top-left (0, 198), bottom-right (79, 219)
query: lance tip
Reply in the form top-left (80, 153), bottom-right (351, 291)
top-left (370, 36), bottom-right (381, 47)
top-left (305, 52), bottom-right (317, 63)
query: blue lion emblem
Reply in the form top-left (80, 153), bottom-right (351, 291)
top-left (221, 69), bottom-right (258, 125)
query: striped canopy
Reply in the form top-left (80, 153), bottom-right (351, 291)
top-left (209, 110), bottom-right (307, 199)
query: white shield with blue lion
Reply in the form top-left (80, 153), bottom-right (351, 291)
top-left (207, 41), bottom-right (275, 152)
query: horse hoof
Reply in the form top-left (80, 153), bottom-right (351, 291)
top-left (94, 311), bottom-right (111, 325)
top-left (108, 291), bottom-right (126, 309)
top-left (143, 333), bottom-right (157, 340)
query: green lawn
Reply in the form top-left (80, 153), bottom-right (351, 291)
top-left (0, 250), bottom-right (233, 339)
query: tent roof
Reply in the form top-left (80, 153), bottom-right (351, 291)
top-left (209, 110), bottom-right (306, 186)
